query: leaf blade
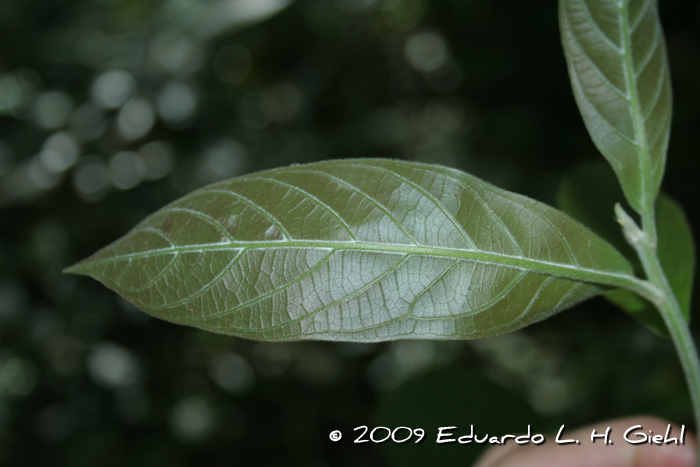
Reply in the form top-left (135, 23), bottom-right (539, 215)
top-left (66, 159), bottom-right (636, 342)
top-left (559, 0), bottom-right (672, 212)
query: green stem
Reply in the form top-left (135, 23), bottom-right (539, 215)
top-left (638, 240), bottom-right (700, 444)
top-left (621, 204), bottom-right (700, 461)
top-left (658, 291), bottom-right (700, 448)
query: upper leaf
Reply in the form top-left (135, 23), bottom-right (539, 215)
top-left (559, 0), bottom-right (672, 213)
top-left (65, 160), bottom-right (635, 342)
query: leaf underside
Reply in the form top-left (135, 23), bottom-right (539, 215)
top-left (560, 0), bottom-right (672, 212)
top-left (66, 159), bottom-right (633, 342)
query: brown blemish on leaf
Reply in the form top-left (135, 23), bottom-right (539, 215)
top-left (208, 204), bottom-right (223, 221)
top-left (161, 217), bottom-right (174, 235)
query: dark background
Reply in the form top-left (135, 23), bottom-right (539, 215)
top-left (0, 0), bottom-right (698, 465)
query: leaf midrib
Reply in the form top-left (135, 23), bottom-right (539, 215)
top-left (70, 239), bottom-right (642, 292)
top-left (619, 0), bottom-right (654, 215)
top-left (562, 0), bottom-right (664, 217)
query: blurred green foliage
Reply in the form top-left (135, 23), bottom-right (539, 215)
top-left (0, 0), bottom-right (698, 465)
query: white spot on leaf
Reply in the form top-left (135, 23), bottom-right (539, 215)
top-left (226, 214), bottom-right (239, 233)
top-left (264, 224), bottom-right (282, 240)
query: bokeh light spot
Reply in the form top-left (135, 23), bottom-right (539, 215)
top-left (140, 141), bottom-right (175, 181)
top-left (87, 343), bottom-right (141, 389)
top-left (73, 156), bottom-right (110, 202)
top-left (70, 103), bottom-right (106, 142)
top-left (208, 352), bottom-right (254, 394)
top-left (157, 81), bottom-right (197, 124)
top-left (117, 98), bottom-right (156, 141)
top-left (91, 70), bottom-right (137, 110)
top-left (33, 91), bottom-right (74, 130)
top-left (170, 396), bottom-right (216, 442)
top-left (39, 132), bottom-right (80, 174)
top-left (404, 30), bottom-right (449, 73)
top-left (109, 151), bottom-right (147, 190)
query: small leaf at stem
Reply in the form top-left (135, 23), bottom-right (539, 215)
top-left (559, 0), bottom-right (672, 213)
top-left (66, 159), bottom-right (635, 342)
top-left (558, 162), bottom-right (694, 334)
top-left (656, 195), bottom-right (695, 321)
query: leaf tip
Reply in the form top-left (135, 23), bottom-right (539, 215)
top-left (62, 260), bottom-right (90, 276)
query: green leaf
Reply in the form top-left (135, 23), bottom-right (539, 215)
top-left (559, 0), bottom-right (672, 213)
top-left (558, 162), bottom-right (694, 334)
top-left (656, 195), bottom-right (695, 321)
top-left (65, 159), bottom-right (636, 342)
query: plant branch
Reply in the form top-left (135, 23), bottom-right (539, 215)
top-left (643, 245), bottom-right (700, 455)
top-left (618, 203), bottom-right (700, 463)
